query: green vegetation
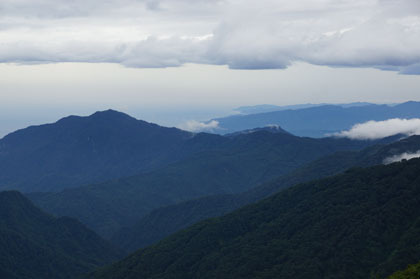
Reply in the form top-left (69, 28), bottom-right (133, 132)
top-left (0, 191), bottom-right (121, 279)
top-left (112, 135), bottom-right (420, 253)
top-left (387, 261), bottom-right (420, 279)
top-left (90, 158), bottom-right (420, 279)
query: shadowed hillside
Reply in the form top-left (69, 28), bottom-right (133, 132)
top-left (0, 191), bottom-right (121, 279)
top-left (28, 130), bottom-right (378, 238)
top-left (90, 158), bottom-right (420, 279)
top-left (387, 261), bottom-right (420, 279)
top-left (112, 135), bottom-right (419, 253)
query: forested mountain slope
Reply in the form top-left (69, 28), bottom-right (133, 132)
top-left (29, 131), bottom-right (377, 238)
top-left (112, 135), bottom-right (420, 252)
top-left (0, 191), bottom-right (121, 279)
top-left (387, 261), bottom-right (420, 279)
top-left (90, 158), bottom-right (420, 279)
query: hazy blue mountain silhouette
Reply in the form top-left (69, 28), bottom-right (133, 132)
top-left (28, 130), bottom-right (378, 238)
top-left (234, 102), bottom-right (373, 114)
top-left (0, 109), bottom-right (228, 192)
top-left (213, 101), bottom-right (420, 137)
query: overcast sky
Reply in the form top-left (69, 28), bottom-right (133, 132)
top-left (1, 0), bottom-right (420, 136)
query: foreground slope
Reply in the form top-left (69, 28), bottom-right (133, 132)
top-left (387, 261), bottom-right (420, 279)
top-left (112, 135), bottom-right (419, 252)
top-left (0, 191), bottom-right (120, 279)
top-left (0, 109), bottom-right (224, 192)
top-left (29, 131), bottom-right (376, 238)
top-left (91, 158), bottom-right (420, 279)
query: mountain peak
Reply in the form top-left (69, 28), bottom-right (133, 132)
top-left (0, 109), bottom-right (196, 193)
top-left (91, 109), bottom-right (126, 116)
top-left (89, 109), bottom-right (136, 121)
top-left (226, 125), bottom-right (291, 137)
top-left (397, 100), bottom-right (420, 107)
top-left (54, 109), bottom-right (141, 128)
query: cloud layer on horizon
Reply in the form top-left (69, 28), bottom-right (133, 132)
top-left (334, 118), bottom-right (420, 140)
top-left (179, 120), bottom-right (220, 133)
top-left (1, 0), bottom-right (420, 73)
top-left (383, 150), bottom-right (420, 164)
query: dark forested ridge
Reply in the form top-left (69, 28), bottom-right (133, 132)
top-left (224, 125), bottom-right (291, 137)
top-left (90, 158), bottom-right (420, 279)
top-left (28, 130), bottom-right (380, 238)
top-left (0, 109), bottom-right (230, 193)
top-left (112, 135), bottom-right (420, 253)
top-left (212, 101), bottom-right (420, 137)
top-left (0, 191), bottom-right (121, 279)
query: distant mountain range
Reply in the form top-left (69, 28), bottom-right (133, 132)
top-left (0, 109), bottom-right (226, 192)
top-left (225, 125), bottom-right (291, 137)
top-left (234, 102), bottom-right (374, 115)
top-left (1, 103), bottom-right (417, 193)
top-left (213, 101), bottom-right (420, 137)
top-left (0, 107), bottom-right (402, 241)
top-left (0, 108), bottom-right (419, 278)
top-left (90, 157), bottom-right (420, 279)
top-left (28, 130), bottom-right (377, 238)
top-left (0, 191), bottom-right (120, 279)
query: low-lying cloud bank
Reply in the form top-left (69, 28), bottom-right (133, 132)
top-left (1, 0), bottom-right (420, 73)
top-left (383, 151), bottom-right (420, 164)
top-left (334, 118), bottom-right (420, 140)
top-left (179, 120), bottom-right (219, 133)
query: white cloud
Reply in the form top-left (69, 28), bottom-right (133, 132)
top-left (179, 120), bottom-right (220, 133)
top-left (334, 118), bottom-right (420, 140)
top-left (1, 0), bottom-right (420, 72)
top-left (383, 150), bottom-right (420, 164)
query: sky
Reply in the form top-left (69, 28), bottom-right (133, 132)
top-left (1, 0), bottom-right (420, 136)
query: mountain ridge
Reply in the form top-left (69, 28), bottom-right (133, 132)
top-left (111, 134), bottom-right (419, 253)
top-left (0, 109), bottom-right (229, 193)
top-left (28, 130), bottom-right (379, 238)
top-left (212, 101), bottom-right (420, 137)
top-left (0, 190), bottom-right (121, 279)
top-left (90, 157), bottom-right (420, 279)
